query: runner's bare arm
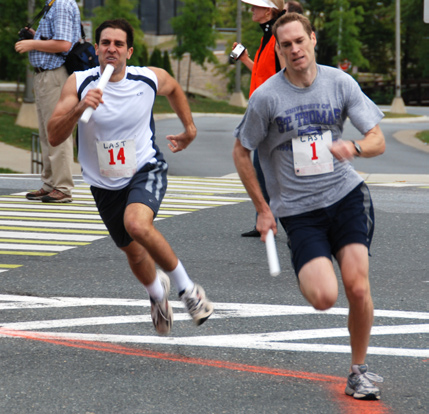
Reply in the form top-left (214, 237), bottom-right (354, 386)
top-left (232, 139), bottom-right (277, 240)
top-left (150, 67), bottom-right (197, 153)
top-left (330, 125), bottom-right (385, 161)
top-left (48, 75), bottom-right (103, 146)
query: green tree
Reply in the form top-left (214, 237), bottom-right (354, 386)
top-left (305, 0), bottom-right (368, 70)
top-left (325, 0), bottom-right (368, 70)
top-left (402, 0), bottom-right (429, 79)
top-left (149, 48), bottom-right (163, 67)
top-left (171, 0), bottom-right (219, 93)
top-left (0, 0), bottom-right (45, 81)
top-left (359, 0), bottom-right (395, 75)
top-left (162, 51), bottom-right (174, 77)
top-left (138, 42), bottom-right (149, 67)
top-left (91, 0), bottom-right (147, 67)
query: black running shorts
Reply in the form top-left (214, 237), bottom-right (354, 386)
top-left (91, 161), bottom-right (168, 248)
top-left (280, 182), bottom-right (375, 276)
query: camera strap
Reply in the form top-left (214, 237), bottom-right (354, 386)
top-left (26, 0), bottom-right (57, 29)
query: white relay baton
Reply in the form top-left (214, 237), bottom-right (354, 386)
top-left (265, 229), bottom-right (281, 277)
top-left (80, 64), bottom-right (114, 124)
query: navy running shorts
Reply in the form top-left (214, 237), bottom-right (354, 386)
top-left (279, 182), bottom-right (375, 276)
top-left (91, 161), bottom-right (168, 248)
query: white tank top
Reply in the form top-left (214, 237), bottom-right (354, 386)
top-left (75, 66), bottom-right (164, 190)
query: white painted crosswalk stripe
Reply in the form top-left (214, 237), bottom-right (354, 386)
top-left (0, 211), bottom-right (103, 219)
top-left (0, 243), bottom-right (76, 252)
top-left (0, 176), bottom-right (248, 266)
top-left (0, 231), bottom-right (105, 242)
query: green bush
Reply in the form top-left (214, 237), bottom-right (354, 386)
top-left (149, 48), bottom-right (163, 68)
top-left (163, 51), bottom-right (174, 76)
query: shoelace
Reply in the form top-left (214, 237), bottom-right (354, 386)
top-left (358, 371), bottom-right (384, 384)
top-left (183, 291), bottom-right (202, 313)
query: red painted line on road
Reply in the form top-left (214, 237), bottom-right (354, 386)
top-left (0, 329), bottom-right (391, 414)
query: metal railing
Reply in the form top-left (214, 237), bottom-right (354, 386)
top-left (31, 132), bottom-right (42, 174)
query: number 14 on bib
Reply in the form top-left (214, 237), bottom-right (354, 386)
top-left (96, 139), bottom-right (137, 178)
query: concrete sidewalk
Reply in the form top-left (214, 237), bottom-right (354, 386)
top-left (0, 141), bottom-right (81, 175)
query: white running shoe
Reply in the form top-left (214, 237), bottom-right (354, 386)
top-left (345, 364), bottom-right (383, 400)
top-left (180, 283), bottom-right (213, 326)
top-left (150, 270), bottom-right (173, 335)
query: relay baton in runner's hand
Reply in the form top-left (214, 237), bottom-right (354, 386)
top-left (80, 64), bottom-right (114, 124)
top-left (265, 229), bottom-right (280, 277)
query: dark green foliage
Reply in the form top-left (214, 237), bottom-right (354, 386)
top-left (0, 0), bottom-right (45, 81)
top-left (163, 50), bottom-right (174, 76)
top-left (149, 48), bottom-right (163, 67)
top-left (137, 42), bottom-right (149, 67)
top-left (171, 0), bottom-right (218, 66)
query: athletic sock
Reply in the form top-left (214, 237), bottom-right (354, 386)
top-left (166, 260), bottom-right (194, 294)
top-left (145, 275), bottom-right (165, 302)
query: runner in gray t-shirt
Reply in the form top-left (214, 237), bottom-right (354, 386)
top-left (233, 12), bottom-right (385, 401)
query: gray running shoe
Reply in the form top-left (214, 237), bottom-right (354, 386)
top-left (345, 364), bottom-right (383, 400)
top-left (150, 270), bottom-right (173, 335)
top-left (180, 283), bottom-right (213, 326)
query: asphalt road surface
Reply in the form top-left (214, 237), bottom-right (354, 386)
top-left (0, 114), bottom-right (427, 414)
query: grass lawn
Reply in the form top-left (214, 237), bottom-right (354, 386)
top-left (382, 111), bottom-right (421, 118)
top-left (415, 130), bottom-right (429, 144)
top-left (0, 92), bottom-right (38, 152)
top-left (0, 167), bottom-right (19, 173)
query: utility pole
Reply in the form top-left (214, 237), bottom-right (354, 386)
top-left (23, 0), bottom-right (35, 104)
top-left (390, 0), bottom-right (406, 113)
top-left (229, 0), bottom-right (247, 108)
top-left (337, 0), bottom-right (343, 65)
top-left (16, 0), bottom-right (39, 128)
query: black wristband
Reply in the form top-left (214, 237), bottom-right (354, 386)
top-left (352, 140), bottom-right (362, 156)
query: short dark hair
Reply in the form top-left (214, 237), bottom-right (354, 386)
top-left (95, 19), bottom-right (134, 49)
top-left (273, 12), bottom-right (313, 42)
top-left (285, 1), bottom-right (304, 14)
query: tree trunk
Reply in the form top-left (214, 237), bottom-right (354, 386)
top-left (186, 55), bottom-right (192, 95)
top-left (177, 58), bottom-right (181, 83)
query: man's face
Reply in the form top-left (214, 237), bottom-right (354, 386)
top-left (95, 28), bottom-right (133, 73)
top-left (276, 21), bottom-right (317, 74)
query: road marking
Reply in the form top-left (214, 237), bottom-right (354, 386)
top-left (0, 177), bottom-right (248, 268)
top-left (367, 183), bottom-right (429, 188)
top-left (0, 231), bottom-right (105, 241)
top-left (0, 328), bottom-right (393, 414)
top-left (0, 296), bottom-right (427, 358)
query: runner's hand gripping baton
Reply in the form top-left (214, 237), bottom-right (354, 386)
top-left (80, 64), bottom-right (114, 124)
top-left (265, 229), bottom-right (281, 277)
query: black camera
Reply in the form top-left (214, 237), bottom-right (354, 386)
top-left (18, 28), bottom-right (34, 41)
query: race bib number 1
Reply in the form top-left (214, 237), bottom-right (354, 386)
top-left (292, 130), bottom-right (334, 176)
top-left (96, 139), bottom-right (137, 178)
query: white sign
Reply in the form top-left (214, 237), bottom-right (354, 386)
top-left (82, 20), bottom-right (93, 43)
top-left (425, 0), bottom-right (429, 23)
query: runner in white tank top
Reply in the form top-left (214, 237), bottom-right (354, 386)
top-left (47, 19), bottom-right (214, 335)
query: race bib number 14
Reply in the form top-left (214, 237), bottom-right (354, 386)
top-left (292, 130), bottom-right (334, 176)
top-left (96, 139), bottom-right (137, 178)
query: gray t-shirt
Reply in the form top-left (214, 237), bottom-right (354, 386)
top-left (234, 64), bottom-right (384, 218)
